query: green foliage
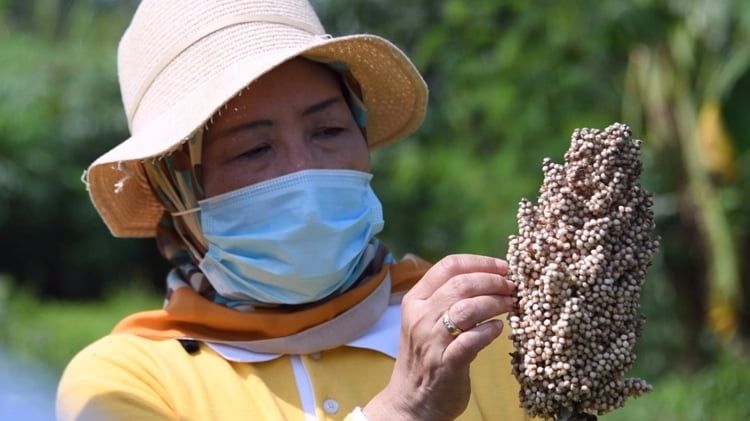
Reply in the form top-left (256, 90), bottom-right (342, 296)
top-left (320, 0), bottom-right (676, 260)
top-left (601, 352), bottom-right (750, 420)
top-left (0, 1), bottom-right (168, 298)
top-left (0, 277), bottom-right (161, 373)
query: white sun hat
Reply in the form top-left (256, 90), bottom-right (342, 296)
top-left (85, 0), bottom-right (428, 238)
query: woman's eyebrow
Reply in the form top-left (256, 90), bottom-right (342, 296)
top-left (220, 97), bottom-right (344, 137)
top-left (223, 119), bottom-right (273, 137)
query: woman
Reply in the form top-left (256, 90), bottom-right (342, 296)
top-left (57, 1), bottom-right (526, 420)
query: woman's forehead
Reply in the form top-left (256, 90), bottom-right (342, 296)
top-left (213, 58), bottom-right (344, 126)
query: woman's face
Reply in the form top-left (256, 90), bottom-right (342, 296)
top-left (202, 58), bottom-right (370, 197)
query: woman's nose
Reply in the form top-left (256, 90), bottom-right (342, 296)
top-left (281, 134), bottom-right (315, 174)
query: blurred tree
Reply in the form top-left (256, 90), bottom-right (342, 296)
top-left (0, 0), bottom-right (165, 298)
top-left (724, 68), bottom-right (750, 341)
top-left (623, 0), bottom-right (750, 350)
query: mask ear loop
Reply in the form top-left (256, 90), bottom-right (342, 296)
top-left (171, 207), bottom-right (200, 217)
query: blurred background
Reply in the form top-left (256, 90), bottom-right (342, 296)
top-left (1, 0), bottom-right (749, 419)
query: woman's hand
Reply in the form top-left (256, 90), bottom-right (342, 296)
top-left (363, 254), bottom-right (516, 421)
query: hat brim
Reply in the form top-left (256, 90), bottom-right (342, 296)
top-left (86, 34), bottom-right (428, 238)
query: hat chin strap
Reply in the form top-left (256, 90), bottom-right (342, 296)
top-left (128, 13), bottom-right (326, 127)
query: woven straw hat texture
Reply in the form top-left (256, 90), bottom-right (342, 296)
top-left (86, 0), bottom-right (428, 238)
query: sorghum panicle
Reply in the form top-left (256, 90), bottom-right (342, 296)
top-left (507, 123), bottom-right (659, 418)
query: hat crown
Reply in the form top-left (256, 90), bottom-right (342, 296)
top-left (118, 0), bottom-right (325, 132)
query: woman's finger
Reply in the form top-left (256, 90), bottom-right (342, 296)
top-left (441, 295), bottom-right (515, 333)
top-left (407, 254), bottom-right (508, 300)
top-left (431, 273), bottom-right (515, 308)
top-left (443, 319), bottom-right (504, 366)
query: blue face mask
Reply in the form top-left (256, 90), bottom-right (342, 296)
top-left (196, 169), bottom-right (384, 305)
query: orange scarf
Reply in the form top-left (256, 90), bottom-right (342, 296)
top-left (114, 256), bottom-right (431, 342)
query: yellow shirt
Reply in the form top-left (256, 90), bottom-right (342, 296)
top-left (57, 332), bottom-right (527, 420)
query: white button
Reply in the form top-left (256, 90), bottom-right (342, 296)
top-left (310, 352), bottom-right (321, 360)
top-left (323, 398), bottom-right (339, 414)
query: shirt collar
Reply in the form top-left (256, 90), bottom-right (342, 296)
top-left (206, 303), bottom-right (401, 363)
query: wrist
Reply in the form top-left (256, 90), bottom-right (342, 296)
top-left (363, 386), bottom-right (416, 421)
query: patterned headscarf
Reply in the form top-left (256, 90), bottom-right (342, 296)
top-left (142, 129), bottom-right (217, 302)
top-left (143, 61), bottom-right (380, 311)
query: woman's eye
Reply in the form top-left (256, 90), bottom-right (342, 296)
top-left (238, 144), bottom-right (270, 160)
top-left (313, 126), bottom-right (346, 139)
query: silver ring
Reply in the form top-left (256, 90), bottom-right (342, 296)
top-left (441, 313), bottom-right (463, 337)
